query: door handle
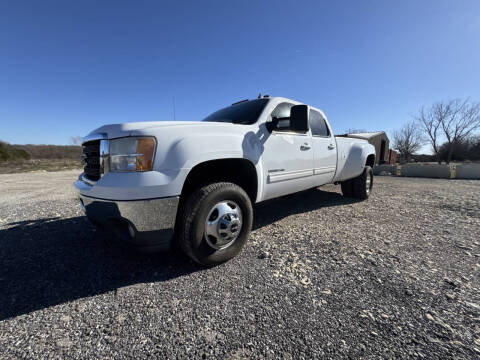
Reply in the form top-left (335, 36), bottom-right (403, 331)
top-left (328, 144), bottom-right (335, 150)
top-left (300, 143), bottom-right (311, 151)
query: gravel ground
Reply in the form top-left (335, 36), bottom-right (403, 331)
top-left (0, 170), bottom-right (479, 359)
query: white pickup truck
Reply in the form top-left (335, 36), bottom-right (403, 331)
top-left (75, 96), bottom-right (375, 265)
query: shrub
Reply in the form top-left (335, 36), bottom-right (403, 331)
top-left (0, 141), bottom-right (31, 162)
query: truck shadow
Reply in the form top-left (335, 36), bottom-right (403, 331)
top-left (0, 187), bottom-right (357, 320)
top-left (253, 186), bottom-right (360, 230)
top-left (0, 217), bottom-right (199, 321)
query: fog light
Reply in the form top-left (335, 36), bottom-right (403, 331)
top-left (128, 224), bottom-right (136, 238)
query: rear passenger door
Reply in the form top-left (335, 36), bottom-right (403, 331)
top-left (309, 109), bottom-right (336, 185)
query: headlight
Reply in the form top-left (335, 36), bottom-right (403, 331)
top-left (109, 137), bottom-right (156, 172)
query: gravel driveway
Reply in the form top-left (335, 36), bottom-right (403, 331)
top-left (0, 170), bottom-right (479, 359)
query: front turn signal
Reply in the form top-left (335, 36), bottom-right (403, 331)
top-left (135, 138), bottom-right (155, 171)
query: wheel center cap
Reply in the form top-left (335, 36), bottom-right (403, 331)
top-left (218, 215), bottom-right (241, 239)
top-left (230, 222), bottom-right (239, 233)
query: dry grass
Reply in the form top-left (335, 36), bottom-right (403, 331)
top-left (0, 159), bottom-right (82, 174)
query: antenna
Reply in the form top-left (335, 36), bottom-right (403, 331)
top-left (173, 96), bottom-right (176, 120)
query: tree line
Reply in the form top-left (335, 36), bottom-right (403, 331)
top-left (0, 140), bottom-right (82, 162)
top-left (393, 99), bottom-right (480, 164)
top-left (0, 141), bottom-right (31, 162)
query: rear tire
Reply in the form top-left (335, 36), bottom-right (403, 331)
top-left (352, 166), bottom-right (373, 199)
top-left (178, 182), bottom-right (253, 266)
top-left (341, 179), bottom-right (353, 197)
top-left (341, 166), bottom-right (373, 200)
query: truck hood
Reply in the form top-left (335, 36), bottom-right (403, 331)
top-left (85, 121), bottom-right (243, 140)
top-left (84, 120), bottom-right (262, 171)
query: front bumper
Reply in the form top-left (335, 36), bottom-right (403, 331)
top-left (79, 194), bottom-right (179, 251)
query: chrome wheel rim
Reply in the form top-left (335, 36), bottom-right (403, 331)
top-left (204, 201), bottom-right (243, 250)
top-left (366, 172), bottom-right (372, 194)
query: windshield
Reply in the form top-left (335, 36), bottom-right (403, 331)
top-left (202, 98), bottom-right (269, 125)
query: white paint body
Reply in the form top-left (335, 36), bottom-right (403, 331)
top-left (75, 97), bottom-right (375, 202)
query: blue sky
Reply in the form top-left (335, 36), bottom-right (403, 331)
top-left (1, 0), bottom-right (479, 148)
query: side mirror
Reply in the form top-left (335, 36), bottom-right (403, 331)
top-left (289, 105), bottom-right (309, 132)
top-left (267, 104), bottom-right (309, 133)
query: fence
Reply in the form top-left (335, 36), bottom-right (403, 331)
top-left (373, 163), bottom-right (480, 179)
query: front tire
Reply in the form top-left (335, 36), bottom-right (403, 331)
top-left (178, 182), bottom-right (253, 266)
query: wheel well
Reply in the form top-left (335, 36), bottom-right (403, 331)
top-left (180, 159), bottom-right (258, 203)
top-left (366, 154), bottom-right (375, 168)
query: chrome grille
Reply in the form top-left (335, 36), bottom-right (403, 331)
top-left (82, 140), bottom-right (101, 181)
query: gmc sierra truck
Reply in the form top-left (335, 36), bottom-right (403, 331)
top-left (75, 96), bottom-right (376, 265)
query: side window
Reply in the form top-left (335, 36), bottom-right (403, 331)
top-left (309, 109), bottom-right (330, 137)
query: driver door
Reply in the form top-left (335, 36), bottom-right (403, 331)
top-left (261, 102), bottom-right (315, 201)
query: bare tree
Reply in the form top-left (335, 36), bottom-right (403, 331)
top-left (440, 99), bottom-right (480, 164)
top-left (415, 104), bottom-right (445, 164)
top-left (70, 136), bottom-right (83, 146)
top-left (392, 121), bottom-right (424, 162)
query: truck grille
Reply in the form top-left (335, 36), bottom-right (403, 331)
top-left (82, 140), bottom-right (101, 181)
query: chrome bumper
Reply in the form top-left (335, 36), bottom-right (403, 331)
top-left (79, 194), bottom-right (179, 250)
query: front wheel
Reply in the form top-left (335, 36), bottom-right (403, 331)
top-left (178, 182), bottom-right (253, 266)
